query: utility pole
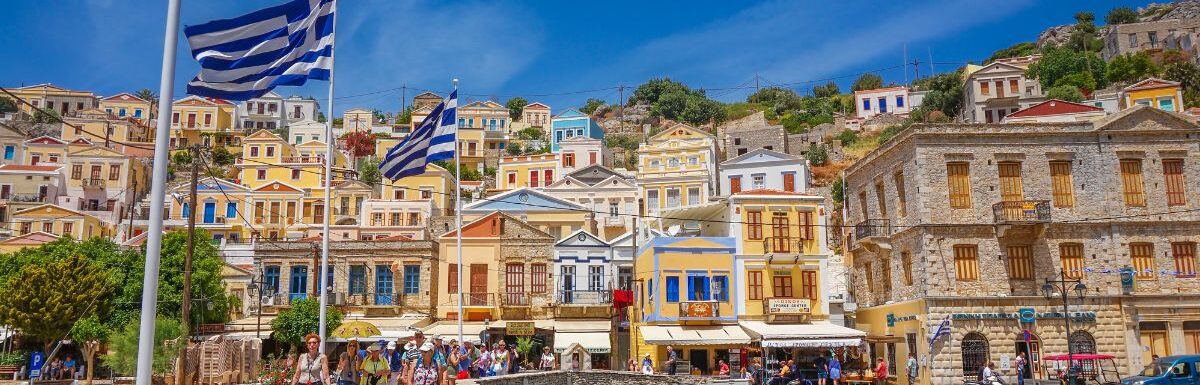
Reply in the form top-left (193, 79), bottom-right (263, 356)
top-left (754, 73), bottom-right (760, 102)
top-left (176, 144), bottom-right (199, 385)
top-left (911, 59), bottom-right (922, 82)
top-left (126, 179), bottom-right (138, 242)
top-left (312, 241), bottom-right (321, 297)
top-left (401, 84), bottom-right (407, 127)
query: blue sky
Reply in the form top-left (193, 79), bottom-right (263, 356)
top-left (0, 0), bottom-right (1139, 116)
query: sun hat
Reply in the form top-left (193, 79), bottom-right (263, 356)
top-left (420, 342), bottom-right (434, 352)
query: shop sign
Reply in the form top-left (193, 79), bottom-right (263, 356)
top-left (683, 301), bottom-right (718, 317)
top-left (887, 314), bottom-right (895, 327)
top-left (951, 311), bottom-right (1097, 322)
top-left (766, 298), bottom-right (811, 314)
top-left (199, 323), bottom-right (226, 334)
top-left (506, 321), bottom-right (535, 336)
top-left (1019, 308), bottom-right (1036, 323)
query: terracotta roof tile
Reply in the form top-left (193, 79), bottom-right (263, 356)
top-left (1006, 99), bottom-right (1104, 118)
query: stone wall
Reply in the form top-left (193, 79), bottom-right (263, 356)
top-left (721, 126), bottom-right (786, 160)
top-left (460, 370), bottom-right (731, 385)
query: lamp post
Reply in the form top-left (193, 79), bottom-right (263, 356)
top-left (1041, 269), bottom-right (1087, 385)
top-left (250, 278), bottom-right (262, 339)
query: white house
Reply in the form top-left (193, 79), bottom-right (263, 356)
top-left (718, 148), bottom-right (810, 196)
top-left (286, 119), bottom-right (340, 145)
top-left (553, 230), bottom-right (617, 305)
top-left (557, 136), bottom-right (604, 175)
top-left (237, 92), bottom-right (320, 130)
top-left (853, 87), bottom-right (913, 120)
top-left (542, 164), bottom-right (639, 241)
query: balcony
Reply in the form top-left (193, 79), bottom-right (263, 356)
top-left (81, 178), bottom-right (106, 189)
top-left (446, 292), bottom-right (495, 307)
top-left (281, 156), bottom-right (325, 164)
top-left (853, 218), bottom-right (891, 252)
top-left (678, 300), bottom-right (722, 322)
top-left (761, 236), bottom-right (807, 256)
top-left (5, 193), bottom-right (46, 203)
top-left (992, 200), bottom-right (1050, 238)
top-left (603, 216), bottom-right (624, 227)
top-left (288, 111), bottom-right (306, 120)
top-left (502, 292), bottom-right (531, 307)
top-left (554, 289), bottom-right (613, 318)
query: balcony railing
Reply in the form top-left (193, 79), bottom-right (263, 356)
top-left (281, 156), bottom-right (325, 164)
top-left (678, 300), bottom-right (721, 319)
top-left (603, 216), bottom-right (624, 226)
top-left (992, 200), bottom-right (1051, 224)
top-left (288, 111), bottom-right (305, 120)
top-left (557, 289), bottom-right (612, 305)
top-left (344, 291), bottom-right (403, 306)
top-left (5, 193), bottom-right (46, 203)
top-left (854, 219), bottom-right (890, 240)
top-left (761, 236), bottom-right (807, 254)
top-left (502, 292), bottom-right (530, 306)
top-left (82, 178), bottom-right (106, 189)
top-left (446, 292), bottom-right (495, 307)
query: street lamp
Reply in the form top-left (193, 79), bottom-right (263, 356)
top-left (1042, 269), bottom-right (1086, 385)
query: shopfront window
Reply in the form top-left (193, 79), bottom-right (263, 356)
top-left (961, 332), bottom-right (990, 382)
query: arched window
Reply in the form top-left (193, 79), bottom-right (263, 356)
top-left (961, 332), bottom-right (990, 381)
top-left (1070, 331), bottom-right (1098, 378)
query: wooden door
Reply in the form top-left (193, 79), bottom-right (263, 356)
top-left (783, 173), bottom-right (795, 192)
top-left (1140, 331), bottom-right (1170, 364)
top-left (470, 264), bottom-right (487, 305)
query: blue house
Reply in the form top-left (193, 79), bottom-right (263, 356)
top-left (550, 109), bottom-right (604, 152)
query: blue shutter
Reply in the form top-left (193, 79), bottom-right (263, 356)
top-left (896, 95), bottom-right (905, 108)
top-left (862, 98), bottom-right (870, 110)
top-left (665, 276), bottom-right (679, 302)
top-left (404, 265), bottom-right (420, 294)
top-left (713, 276), bottom-right (728, 301)
top-left (181, 203), bottom-right (190, 218)
top-left (4, 146), bottom-right (14, 160)
top-left (701, 276), bottom-right (711, 301)
top-left (226, 202), bottom-right (237, 218)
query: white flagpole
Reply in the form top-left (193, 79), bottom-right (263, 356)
top-left (317, 0), bottom-right (338, 354)
top-left (454, 79), bottom-right (464, 346)
top-left (136, 1), bottom-right (181, 384)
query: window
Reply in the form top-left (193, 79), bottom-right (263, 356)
top-left (71, 165), bottom-right (82, 180)
top-left (752, 174), bottom-right (766, 189)
top-left (403, 265), bottom-right (420, 294)
top-left (687, 275), bottom-right (711, 301)
top-left (801, 211), bottom-right (814, 240)
top-left (1149, 31), bottom-right (1159, 47)
top-left (62, 222), bottom-right (73, 235)
top-left (250, 146), bottom-right (259, 157)
top-left (646, 189), bottom-right (659, 212)
top-left (772, 273), bottom-right (794, 298)
top-left (896, 95), bottom-right (904, 108)
top-left (529, 170), bottom-right (539, 187)
top-left (1050, 161), bottom-right (1075, 207)
top-left (447, 264), bottom-right (458, 294)
top-left (666, 188), bottom-right (681, 208)
top-left (393, 189), bottom-right (405, 200)
top-left (801, 270), bottom-right (817, 300)
top-left (1163, 159), bottom-right (1186, 206)
top-left (1173, 242), bottom-right (1196, 277)
top-left (269, 202), bottom-right (281, 224)
top-left (291, 169), bottom-right (301, 180)
top-left (688, 156), bottom-right (699, 165)
top-left (712, 275), bottom-right (729, 301)
top-left (563, 153), bottom-right (575, 167)
top-left (858, 190), bottom-right (870, 219)
top-left (531, 263), bottom-right (547, 293)
top-left (747, 211), bottom-right (763, 240)
top-left (589, 265), bottom-right (605, 291)
top-left (265, 146), bottom-right (275, 157)
top-left (900, 252), bottom-right (913, 285)
top-left (589, 151), bottom-right (597, 165)
top-left (1159, 97), bottom-right (1176, 112)
top-left (687, 186), bottom-right (700, 206)
top-left (1120, 159), bottom-right (1146, 207)
top-left (1129, 33), bottom-right (1138, 48)
top-left (349, 265), bottom-right (366, 295)
top-left (3, 146), bottom-right (12, 160)
top-left (783, 172), bottom-right (796, 192)
top-left (407, 212), bottom-right (419, 226)
top-left (504, 263), bottom-right (524, 304)
top-left (747, 271), bottom-right (763, 300)
top-left (609, 202), bottom-right (619, 217)
top-left (376, 265), bottom-right (394, 303)
top-left (771, 212), bottom-right (790, 249)
top-left (665, 276), bottom-right (679, 302)
top-left (878, 97), bottom-right (888, 113)
top-left (947, 162), bottom-right (972, 208)
top-left (420, 189), bottom-right (432, 199)
top-left (1009, 79), bottom-right (1019, 93)
top-left (862, 98), bottom-right (871, 111)
top-left (19, 222), bottom-right (29, 235)
top-left (507, 172), bottom-right (516, 186)
top-left (980, 81), bottom-right (990, 95)
top-left (998, 162), bottom-right (1023, 202)
top-left (1131, 243), bottom-right (1155, 280)
top-left (875, 182), bottom-right (888, 218)
top-left (894, 171), bottom-right (907, 217)
top-left (669, 158), bottom-right (680, 167)
top-left (649, 159), bottom-right (661, 168)
top-left (172, 112), bottom-right (179, 124)
top-left (203, 113), bottom-right (212, 126)
top-left (953, 245), bottom-right (980, 281)
top-left (543, 169), bottom-right (553, 185)
top-left (1060, 243), bottom-right (1085, 279)
top-left (1007, 245), bottom-right (1034, 280)
top-left (226, 202), bottom-right (237, 218)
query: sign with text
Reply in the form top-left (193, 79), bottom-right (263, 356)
top-left (506, 321), bottom-right (535, 336)
top-left (683, 301), bottom-right (718, 318)
top-left (767, 298), bottom-right (812, 314)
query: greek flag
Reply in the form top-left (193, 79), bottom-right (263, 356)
top-left (183, 0), bottom-right (335, 101)
top-left (379, 90), bottom-right (458, 180)
top-left (929, 317), bottom-right (950, 350)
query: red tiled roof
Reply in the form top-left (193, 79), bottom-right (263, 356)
top-left (0, 164), bottom-right (60, 172)
top-left (732, 188), bottom-right (806, 196)
top-left (1123, 78), bottom-right (1181, 92)
top-left (1006, 99), bottom-right (1104, 118)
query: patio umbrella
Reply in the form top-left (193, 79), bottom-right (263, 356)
top-left (333, 320), bottom-right (381, 339)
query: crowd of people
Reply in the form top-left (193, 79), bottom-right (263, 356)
top-left (43, 354), bottom-right (79, 380)
top-left (290, 331), bottom-right (562, 385)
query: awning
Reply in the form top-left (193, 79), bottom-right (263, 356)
top-left (329, 315), bottom-right (428, 342)
top-left (553, 332), bottom-right (611, 354)
top-left (640, 325), bottom-right (751, 346)
top-left (422, 322), bottom-right (489, 344)
top-left (553, 320), bottom-right (611, 332)
top-left (739, 321), bottom-right (865, 348)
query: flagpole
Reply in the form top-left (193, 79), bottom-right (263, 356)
top-left (317, 0), bottom-right (338, 355)
top-left (135, 1), bottom-right (180, 384)
top-left (454, 78), bottom-right (464, 347)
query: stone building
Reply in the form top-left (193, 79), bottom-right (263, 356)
top-left (844, 106), bottom-right (1200, 385)
top-left (1102, 17), bottom-right (1200, 61)
top-left (717, 112), bottom-right (787, 160)
top-left (253, 238), bottom-right (437, 338)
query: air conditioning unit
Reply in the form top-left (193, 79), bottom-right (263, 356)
top-left (214, 217), bottom-right (226, 224)
top-left (331, 293), bottom-right (345, 305)
top-left (260, 295), bottom-right (275, 306)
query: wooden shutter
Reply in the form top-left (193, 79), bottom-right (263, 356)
top-left (531, 263), bottom-right (547, 293)
top-left (880, 258), bottom-right (892, 294)
top-left (947, 163), bottom-right (972, 208)
top-left (1120, 159), bottom-right (1146, 207)
top-left (1172, 242), bottom-right (1196, 277)
top-left (1060, 243), bottom-right (1085, 279)
top-left (1050, 161), bottom-right (1075, 207)
top-left (730, 176), bottom-right (741, 194)
top-left (783, 173), bottom-right (795, 192)
top-left (893, 171), bottom-right (907, 217)
top-left (1006, 245), bottom-right (1033, 280)
top-left (998, 162), bottom-right (1024, 202)
top-left (802, 270), bottom-right (818, 300)
top-left (771, 213), bottom-right (789, 252)
top-left (747, 211), bottom-right (762, 240)
top-left (953, 245), bottom-right (979, 281)
top-left (1131, 243), bottom-right (1156, 279)
top-left (772, 275), bottom-right (793, 298)
top-left (747, 271), bottom-right (763, 300)
top-left (801, 211), bottom-right (813, 241)
top-left (900, 252), bottom-right (913, 285)
top-left (875, 182), bottom-right (888, 218)
top-left (1163, 159), bottom-right (1186, 207)
top-left (448, 264), bottom-right (458, 294)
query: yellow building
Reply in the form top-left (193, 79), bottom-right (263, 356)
top-left (637, 124), bottom-right (718, 216)
top-left (496, 153), bottom-right (559, 190)
top-left (153, 177), bottom-right (252, 242)
top-left (379, 163), bottom-right (453, 212)
top-left (62, 108), bottom-right (150, 144)
top-left (236, 131), bottom-right (352, 190)
top-left (460, 188), bottom-right (590, 240)
top-left (98, 92), bottom-right (154, 124)
top-left (1120, 78), bottom-right (1184, 112)
top-left (23, 136), bottom-right (68, 166)
top-left (247, 181), bottom-right (306, 240)
top-left (6, 83), bottom-right (96, 117)
top-left (0, 123), bottom-right (26, 165)
top-left (631, 236), bottom-right (748, 374)
top-left (169, 95), bottom-right (240, 150)
top-left (62, 143), bottom-right (152, 230)
top-left (0, 164), bottom-right (65, 224)
top-left (9, 203), bottom-right (112, 240)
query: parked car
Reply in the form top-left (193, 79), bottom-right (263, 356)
top-left (1123, 355), bottom-right (1200, 385)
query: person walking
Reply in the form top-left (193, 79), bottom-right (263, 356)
top-left (905, 353), bottom-right (919, 385)
top-left (1015, 353), bottom-right (1027, 385)
top-left (627, 358), bottom-right (637, 372)
top-left (408, 342), bottom-right (440, 385)
top-left (337, 340), bottom-right (362, 385)
top-left (491, 342), bottom-right (509, 376)
top-left (829, 353), bottom-right (843, 385)
top-left (540, 347), bottom-right (555, 371)
top-left (292, 334), bottom-right (330, 385)
top-left (666, 346), bottom-right (677, 375)
top-left (360, 344), bottom-right (389, 385)
top-left (874, 358), bottom-right (888, 385)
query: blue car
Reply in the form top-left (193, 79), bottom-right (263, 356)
top-left (1123, 355), bottom-right (1200, 385)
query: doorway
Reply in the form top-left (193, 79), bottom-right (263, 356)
top-left (1015, 333), bottom-right (1042, 380)
top-left (689, 349), bottom-right (709, 374)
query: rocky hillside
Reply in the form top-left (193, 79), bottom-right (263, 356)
top-left (1037, 1), bottom-right (1200, 49)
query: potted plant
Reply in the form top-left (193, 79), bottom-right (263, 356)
top-left (0, 351), bottom-right (27, 375)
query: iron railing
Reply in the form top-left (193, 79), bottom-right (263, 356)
top-left (992, 200), bottom-right (1051, 223)
top-left (761, 236), bottom-right (807, 254)
top-left (854, 219), bottom-right (890, 240)
top-left (557, 289), bottom-right (612, 305)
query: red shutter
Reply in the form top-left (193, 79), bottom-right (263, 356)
top-left (783, 173), bottom-right (795, 192)
top-left (730, 176), bottom-right (741, 194)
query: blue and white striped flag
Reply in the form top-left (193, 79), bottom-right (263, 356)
top-left (929, 317), bottom-right (950, 350)
top-left (379, 90), bottom-right (458, 180)
top-left (183, 0), bottom-right (335, 101)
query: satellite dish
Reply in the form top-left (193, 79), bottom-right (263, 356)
top-left (667, 225), bottom-right (681, 236)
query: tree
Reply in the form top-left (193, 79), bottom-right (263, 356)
top-left (831, 175), bottom-right (845, 205)
top-left (370, 109), bottom-right (385, 122)
top-left (271, 298), bottom-right (343, 350)
top-left (114, 231), bottom-right (232, 328)
top-left (317, 111), bottom-right (327, 123)
top-left (135, 88), bottom-right (158, 120)
top-left (835, 129), bottom-right (859, 146)
top-left (1107, 52), bottom-right (1161, 84)
top-left (580, 98), bottom-right (605, 115)
top-left (515, 127), bottom-right (545, 141)
top-left (506, 142), bottom-right (523, 156)
top-left (1054, 72), bottom-right (1098, 94)
top-left (210, 146), bottom-right (235, 166)
top-left (396, 106), bottom-right (412, 124)
top-left (357, 158), bottom-right (381, 186)
top-left (342, 131), bottom-right (376, 161)
top-left (851, 73), bottom-right (884, 91)
top-left (910, 69), bottom-right (965, 120)
top-left (812, 82), bottom-right (840, 98)
top-left (747, 87), bottom-right (803, 114)
top-left (1046, 85), bottom-right (1085, 102)
top-left (70, 316), bottom-right (108, 385)
top-left (986, 42), bottom-right (1037, 64)
top-left (1165, 61), bottom-right (1200, 108)
top-left (629, 78), bottom-right (692, 106)
top-left (1026, 47), bottom-right (1107, 90)
top-left (104, 317), bottom-right (181, 376)
top-left (1068, 11), bottom-right (1102, 52)
top-left (0, 255), bottom-right (113, 353)
top-left (0, 97), bottom-right (16, 113)
top-left (505, 97), bottom-right (528, 121)
top-left (433, 161), bottom-right (482, 181)
top-left (1105, 7), bottom-right (1139, 25)
top-left (806, 143), bottom-right (828, 166)
top-left (32, 108), bottom-right (60, 124)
